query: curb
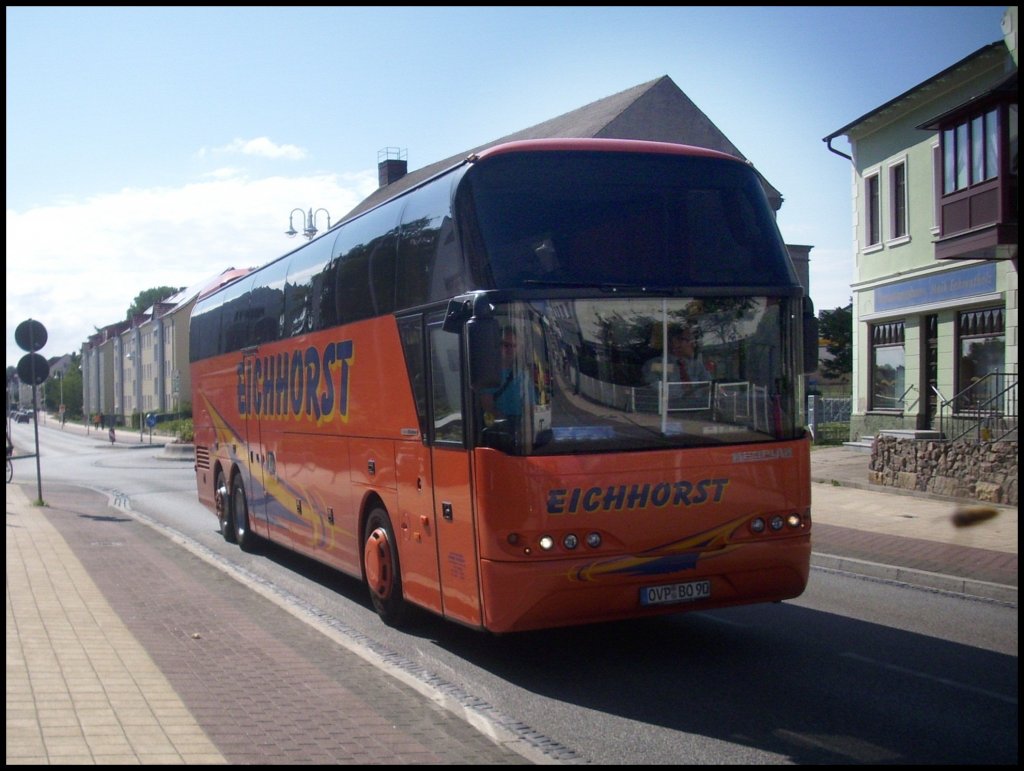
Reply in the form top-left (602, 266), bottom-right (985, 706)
top-left (160, 443), bottom-right (195, 461)
top-left (811, 475), bottom-right (1017, 509)
top-left (811, 553), bottom-right (1017, 605)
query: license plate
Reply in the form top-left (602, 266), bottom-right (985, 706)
top-left (640, 579), bottom-right (711, 606)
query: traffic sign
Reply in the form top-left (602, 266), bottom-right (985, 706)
top-left (17, 353), bottom-right (50, 386)
top-left (15, 319), bottom-right (47, 352)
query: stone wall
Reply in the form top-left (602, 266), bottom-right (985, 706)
top-left (870, 435), bottom-right (1018, 505)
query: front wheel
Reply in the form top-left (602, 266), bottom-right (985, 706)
top-left (363, 507), bottom-right (407, 627)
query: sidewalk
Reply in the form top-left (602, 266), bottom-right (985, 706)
top-left (6, 483), bottom-right (539, 765)
top-left (6, 427), bottom-right (1017, 764)
top-left (809, 446), bottom-right (1016, 602)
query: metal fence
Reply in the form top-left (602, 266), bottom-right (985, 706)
top-left (808, 395), bottom-right (852, 444)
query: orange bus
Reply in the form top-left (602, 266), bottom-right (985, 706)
top-left (189, 138), bottom-right (817, 633)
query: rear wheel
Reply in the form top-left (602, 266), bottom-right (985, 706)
top-left (231, 474), bottom-right (255, 551)
top-left (215, 469), bottom-right (235, 543)
top-left (363, 506), bottom-right (407, 627)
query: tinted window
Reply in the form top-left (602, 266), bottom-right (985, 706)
top-left (460, 151), bottom-right (795, 291)
top-left (282, 231), bottom-right (338, 336)
top-left (333, 201), bottom-right (401, 324)
top-left (218, 275), bottom-right (255, 353)
top-left (249, 258), bottom-right (288, 344)
top-left (396, 176), bottom-right (464, 309)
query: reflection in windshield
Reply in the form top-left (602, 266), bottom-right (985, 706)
top-left (473, 297), bottom-right (801, 455)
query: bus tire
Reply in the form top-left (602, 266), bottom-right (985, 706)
top-left (230, 474), bottom-right (255, 552)
top-left (363, 506), bottom-right (407, 627)
top-left (215, 469), bottom-right (236, 543)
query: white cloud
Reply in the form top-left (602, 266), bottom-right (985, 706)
top-left (6, 170), bottom-right (379, 367)
top-left (198, 136), bottom-right (309, 160)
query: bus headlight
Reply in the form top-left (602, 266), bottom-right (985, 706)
top-left (749, 517), bottom-right (766, 534)
top-left (539, 535), bottom-right (555, 551)
top-left (562, 533), bottom-right (579, 550)
top-left (585, 532), bottom-right (602, 548)
top-left (769, 515), bottom-right (785, 531)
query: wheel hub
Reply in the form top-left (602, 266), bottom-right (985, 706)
top-left (364, 527), bottom-right (393, 598)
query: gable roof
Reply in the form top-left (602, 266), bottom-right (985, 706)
top-left (823, 42), bottom-right (1005, 144)
top-left (342, 75), bottom-right (781, 221)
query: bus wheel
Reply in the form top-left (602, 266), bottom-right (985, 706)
top-left (215, 470), bottom-right (236, 543)
top-left (230, 474), bottom-right (254, 552)
top-left (363, 507), bottom-right (406, 627)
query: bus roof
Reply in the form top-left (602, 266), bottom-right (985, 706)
top-left (471, 137), bottom-right (743, 164)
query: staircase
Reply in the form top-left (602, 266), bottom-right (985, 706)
top-left (842, 429), bottom-right (945, 453)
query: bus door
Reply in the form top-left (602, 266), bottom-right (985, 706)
top-left (427, 314), bottom-right (483, 626)
top-left (239, 347), bottom-right (271, 539)
top-left (397, 312), bottom-right (482, 627)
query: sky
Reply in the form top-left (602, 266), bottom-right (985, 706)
top-left (6, 5), bottom-right (1010, 369)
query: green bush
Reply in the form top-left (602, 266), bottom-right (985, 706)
top-left (153, 417), bottom-right (194, 443)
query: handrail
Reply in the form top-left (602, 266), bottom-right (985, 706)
top-left (898, 383), bottom-right (918, 412)
top-left (935, 372), bottom-right (1017, 442)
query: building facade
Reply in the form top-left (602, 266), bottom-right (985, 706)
top-left (824, 7), bottom-right (1017, 442)
top-left (80, 268), bottom-right (250, 427)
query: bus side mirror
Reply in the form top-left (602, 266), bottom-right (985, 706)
top-left (802, 297), bottom-right (819, 374)
top-left (467, 316), bottom-right (502, 390)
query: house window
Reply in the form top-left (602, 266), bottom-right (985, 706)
top-left (865, 172), bottom-right (881, 246)
top-left (956, 307), bottom-right (1005, 411)
top-left (870, 321), bottom-right (905, 411)
top-left (942, 108), bottom-right (1000, 194)
top-left (889, 161), bottom-right (907, 240)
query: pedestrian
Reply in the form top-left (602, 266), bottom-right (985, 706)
top-left (109, 424), bottom-right (116, 444)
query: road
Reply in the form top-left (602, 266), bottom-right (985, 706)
top-left (8, 419), bottom-right (1019, 764)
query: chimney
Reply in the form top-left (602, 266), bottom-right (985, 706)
top-left (378, 147), bottom-right (408, 187)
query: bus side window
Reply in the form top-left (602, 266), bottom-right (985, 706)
top-left (334, 202), bottom-right (402, 325)
top-left (397, 316), bottom-right (428, 437)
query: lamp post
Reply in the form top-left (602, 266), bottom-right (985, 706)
top-left (285, 207), bottom-right (331, 240)
top-left (57, 371), bottom-right (64, 428)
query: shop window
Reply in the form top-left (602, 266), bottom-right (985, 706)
top-left (870, 321), bottom-right (905, 411)
top-left (956, 307), bottom-right (1005, 411)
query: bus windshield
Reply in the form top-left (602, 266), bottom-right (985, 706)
top-left (471, 297), bottom-right (802, 455)
top-left (460, 149), bottom-right (797, 291)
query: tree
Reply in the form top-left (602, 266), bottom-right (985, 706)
top-left (43, 353), bottom-right (84, 419)
top-left (818, 304), bottom-right (853, 380)
top-left (126, 286), bottom-right (183, 320)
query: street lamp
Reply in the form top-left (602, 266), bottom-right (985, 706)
top-left (57, 371), bottom-right (64, 428)
top-left (285, 207), bottom-right (331, 240)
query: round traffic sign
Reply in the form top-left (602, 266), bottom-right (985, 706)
top-left (15, 319), bottom-right (48, 353)
top-left (17, 352), bottom-right (50, 386)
